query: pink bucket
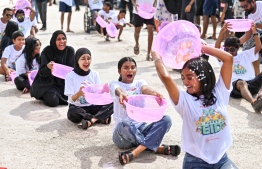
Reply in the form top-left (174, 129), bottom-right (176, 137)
top-left (124, 95), bottom-right (168, 122)
top-left (106, 22), bottom-right (118, 38)
top-left (224, 19), bottom-right (252, 32)
top-left (28, 70), bottom-right (38, 86)
top-left (52, 63), bottom-right (73, 79)
top-left (10, 71), bottom-right (16, 83)
top-left (83, 84), bottom-right (113, 105)
top-left (152, 20), bottom-right (201, 69)
top-left (96, 15), bottom-right (107, 28)
top-left (158, 21), bottom-right (169, 31)
top-left (15, 0), bottom-right (31, 17)
top-left (137, 4), bottom-right (156, 19)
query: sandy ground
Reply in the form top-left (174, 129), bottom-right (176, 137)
top-left (0, 1), bottom-right (262, 169)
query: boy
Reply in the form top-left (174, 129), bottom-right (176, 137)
top-left (215, 22), bottom-right (262, 113)
top-left (110, 9), bottom-right (133, 41)
top-left (0, 31), bottom-right (25, 81)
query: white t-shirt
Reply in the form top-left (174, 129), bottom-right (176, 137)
top-left (110, 14), bottom-right (127, 25)
top-left (64, 70), bottom-right (101, 107)
top-left (109, 80), bottom-right (147, 130)
top-left (133, 0), bottom-right (155, 15)
top-left (172, 76), bottom-right (232, 164)
top-left (60, 0), bottom-right (72, 6)
top-left (14, 17), bottom-right (34, 38)
top-left (88, 0), bottom-right (103, 10)
top-left (2, 44), bottom-right (25, 69)
top-left (232, 47), bottom-right (258, 82)
top-left (98, 10), bottom-right (116, 20)
top-left (0, 18), bottom-right (7, 42)
top-left (15, 54), bottom-right (39, 77)
top-left (248, 1), bottom-right (262, 25)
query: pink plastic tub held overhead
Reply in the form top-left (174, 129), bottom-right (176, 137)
top-left (124, 95), bottom-right (168, 123)
top-left (15, 0), bottom-right (31, 17)
top-left (83, 84), bottom-right (113, 105)
top-left (52, 63), bottom-right (73, 79)
top-left (96, 15), bottom-right (107, 28)
top-left (28, 70), bottom-right (38, 86)
top-left (224, 19), bottom-right (252, 32)
top-left (106, 22), bottom-right (118, 38)
top-left (152, 20), bottom-right (201, 69)
top-left (137, 4), bottom-right (156, 19)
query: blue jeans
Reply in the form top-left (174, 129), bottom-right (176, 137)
top-left (183, 153), bottom-right (238, 169)
top-left (112, 115), bottom-right (172, 151)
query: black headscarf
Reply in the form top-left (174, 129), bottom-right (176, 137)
top-left (50, 30), bottom-right (67, 57)
top-left (73, 48), bottom-right (91, 76)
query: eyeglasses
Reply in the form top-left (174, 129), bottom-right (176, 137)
top-left (16, 16), bottom-right (25, 19)
top-left (5, 14), bottom-right (13, 17)
top-left (224, 47), bottom-right (237, 52)
top-left (240, 4), bottom-right (249, 9)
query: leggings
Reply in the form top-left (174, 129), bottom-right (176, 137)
top-left (67, 103), bottom-right (114, 123)
top-left (14, 75), bottom-right (30, 91)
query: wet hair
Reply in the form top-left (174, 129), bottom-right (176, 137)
top-left (224, 37), bottom-right (241, 48)
top-left (3, 8), bottom-right (12, 14)
top-left (15, 9), bottom-right (24, 17)
top-left (104, 1), bottom-right (112, 10)
top-left (22, 38), bottom-right (41, 70)
top-left (12, 31), bottom-right (24, 40)
top-left (119, 8), bottom-right (126, 14)
top-left (4, 20), bottom-right (18, 38)
top-left (117, 57), bottom-right (137, 81)
top-left (182, 57), bottom-right (217, 107)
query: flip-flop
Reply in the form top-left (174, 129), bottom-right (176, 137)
top-left (134, 46), bottom-right (139, 55)
top-left (118, 38), bottom-right (122, 42)
top-left (119, 150), bottom-right (134, 165)
top-left (66, 30), bottom-right (74, 33)
top-left (161, 144), bottom-right (181, 156)
top-left (146, 55), bottom-right (153, 61)
top-left (207, 36), bottom-right (217, 40)
top-left (81, 119), bottom-right (93, 130)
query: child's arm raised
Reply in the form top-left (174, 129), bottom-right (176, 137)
top-left (215, 22), bottom-right (231, 49)
top-left (251, 22), bottom-right (262, 54)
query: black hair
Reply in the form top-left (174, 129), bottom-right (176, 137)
top-left (118, 57), bottom-right (137, 81)
top-left (4, 20), bottom-right (18, 38)
top-left (15, 9), bottom-right (24, 17)
top-left (3, 8), bottom-right (12, 14)
top-left (182, 57), bottom-right (217, 107)
top-left (22, 38), bottom-right (41, 70)
top-left (104, 1), bottom-right (112, 10)
top-left (119, 8), bottom-right (126, 14)
top-left (239, 0), bottom-right (253, 3)
top-left (12, 31), bottom-right (24, 40)
top-left (224, 37), bottom-right (241, 48)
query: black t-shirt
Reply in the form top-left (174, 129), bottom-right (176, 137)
top-left (182, 0), bottom-right (196, 10)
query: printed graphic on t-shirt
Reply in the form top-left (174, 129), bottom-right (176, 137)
top-left (93, 0), bottom-right (99, 4)
top-left (126, 88), bottom-right (139, 96)
top-left (19, 25), bottom-right (25, 32)
top-left (233, 64), bottom-right (247, 74)
top-left (78, 96), bottom-right (88, 104)
top-left (196, 108), bottom-right (226, 135)
top-left (0, 30), bottom-right (4, 39)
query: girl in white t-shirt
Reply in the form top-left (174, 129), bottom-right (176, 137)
top-left (65, 48), bottom-right (113, 130)
top-left (109, 57), bottom-right (180, 165)
top-left (152, 46), bottom-right (238, 168)
top-left (14, 38), bottom-right (41, 93)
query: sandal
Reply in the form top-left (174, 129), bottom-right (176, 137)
top-left (162, 144), bottom-right (181, 156)
top-left (146, 55), bottom-right (153, 61)
top-left (134, 46), bottom-right (139, 55)
top-left (97, 116), bottom-right (111, 125)
top-left (81, 119), bottom-right (93, 130)
top-left (252, 95), bottom-right (262, 113)
top-left (118, 38), bottom-right (122, 42)
top-left (119, 150), bottom-right (134, 165)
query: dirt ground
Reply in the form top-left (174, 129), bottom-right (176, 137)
top-left (0, 1), bottom-right (262, 169)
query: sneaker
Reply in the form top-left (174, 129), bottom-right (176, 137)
top-left (40, 27), bottom-right (46, 31)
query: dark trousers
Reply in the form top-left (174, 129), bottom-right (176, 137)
top-left (96, 24), bottom-right (107, 36)
top-left (67, 103), bottom-right (114, 123)
top-left (14, 75), bottom-right (30, 91)
top-left (74, 0), bottom-right (80, 10)
top-left (120, 0), bottom-right (133, 23)
top-left (41, 87), bottom-right (68, 107)
top-left (36, 1), bottom-right (47, 27)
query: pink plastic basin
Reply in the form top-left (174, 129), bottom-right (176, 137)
top-left (83, 84), bottom-right (113, 105)
top-left (152, 20), bottom-right (201, 69)
top-left (224, 19), bottom-right (252, 32)
top-left (52, 63), bottom-right (73, 79)
top-left (124, 95), bottom-right (168, 122)
top-left (106, 22), bottom-right (118, 38)
top-left (28, 70), bottom-right (38, 86)
top-left (15, 0), bottom-right (31, 17)
top-left (137, 4), bottom-right (156, 19)
top-left (10, 71), bottom-right (16, 83)
top-left (96, 15), bottom-right (107, 28)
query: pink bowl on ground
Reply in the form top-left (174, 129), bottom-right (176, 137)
top-left (28, 70), bottom-right (38, 86)
top-left (137, 4), bottom-right (156, 19)
top-left (83, 84), bottom-right (112, 105)
top-left (96, 15), bottom-right (107, 28)
top-left (124, 95), bottom-right (168, 123)
top-left (106, 22), bottom-right (118, 38)
top-left (10, 71), bottom-right (16, 83)
top-left (224, 19), bottom-right (252, 32)
top-left (15, 0), bottom-right (31, 17)
top-left (152, 20), bottom-right (201, 69)
top-left (52, 63), bottom-right (73, 79)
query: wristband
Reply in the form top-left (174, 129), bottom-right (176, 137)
top-left (253, 33), bottom-right (259, 36)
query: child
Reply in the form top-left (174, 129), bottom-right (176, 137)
top-left (109, 57), bottom-right (180, 165)
top-left (96, 1), bottom-right (115, 40)
top-left (14, 38), bottom-right (41, 93)
top-left (216, 22), bottom-right (262, 113)
top-left (84, 0), bottom-right (103, 27)
top-left (152, 45), bottom-right (237, 168)
top-left (65, 48), bottom-right (113, 129)
top-left (0, 31), bottom-right (25, 81)
top-left (110, 9), bottom-right (133, 41)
